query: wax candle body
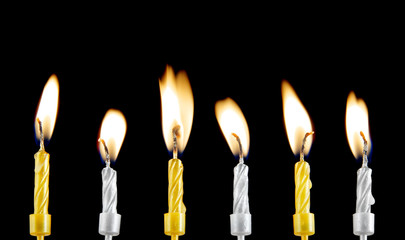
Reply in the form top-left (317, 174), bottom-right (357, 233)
top-left (294, 160), bottom-right (311, 213)
top-left (30, 148), bottom-right (51, 238)
top-left (356, 167), bottom-right (375, 213)
top-left (230, 162), bottom-right (251, 238)
top-left (353, 166), bottom-right (375, 237)
top-left (168, 159), bottom-right (186, 213)
top-left (102, 166), bottom-right (118, 213)
top-left (293, 160), bottom-right (314, 238)
top-left (99, 165), bottom-right (121, 238)
top-left (165, 158), bottom-right (186, 238)
top-left (233, 163), bottom-right (250, 213)
top-left (98, 164), bottom-right (121, 240)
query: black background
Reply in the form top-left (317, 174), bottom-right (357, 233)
top-left (2, 7), bottom-right (403, 240)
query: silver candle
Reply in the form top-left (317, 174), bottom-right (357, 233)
top-left (230, 134), bottom-right (251, 240)
top-left (215, 98), bottom-right (251, 240)
top-left (98, 140), bottom-right (121, 240)
top-left (353, 132), bottom-right (375, 240)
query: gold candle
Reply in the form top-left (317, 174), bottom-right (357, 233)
top-left (30, 75), bottom-right (59, 240)
top-left (33, 144), bottom-right (50, 215)
top-left (159, 66), bottom-right (193, 240)
top-left (168, 158), bottom-right (186, 214)
top-left (293, 133), bottom-right (315, 240)
top-left (282, 80), bottom-right (315, 240)
top-left (30, 142), bottom-right (51, 240)
top-left (294, 160), bottom-right (312, 214)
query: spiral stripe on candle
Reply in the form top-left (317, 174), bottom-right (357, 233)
top-left (356, 167), bottom-right (374, 213)
top-left (34, 151), bottom-right (50, 214)
top-left (168, 159), bottom-right (186, 213)
top-left (102, 167), bottom-right (118, 213)
top-left (233, 163), bottom-right (250, 214)
top-left (295, 161), bottom-right (311, 214)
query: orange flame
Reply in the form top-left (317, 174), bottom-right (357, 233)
top-left (35, 74), bottom-right (59, 142)
top-left (215, 98), bottom-right (250, 158)
top-left (345, 91), bottom-right (371, 159)
top-left (98, 109), bottom-right (127, 162)
top-left (159, 65), bottom-right (194, 155)
top-left (282, 80), bottom-right (313, 156)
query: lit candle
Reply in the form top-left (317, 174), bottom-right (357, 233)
top-left (159, 65), bottom-right (194, 240)
top-left (282, 80), bottom-right (315, 240)
top-left (345, 91), bottom-right (375, 240)
top-left (30, 75), bottom-right (59, 240)
top-left (215, 98), bottom-right (251, 240)
top-left (97, 109), bottom-right (127, 240)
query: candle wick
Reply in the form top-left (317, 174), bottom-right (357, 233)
top-left (360, 131), bottom-right (368, 167)
top-left (37, 118), bottom-right (45, 150)
top-left (300, 131), bottom-right (314, 161)
top-left (98, 138), bottom-right (111, 167)
top-left (231, 133), bottom-right (244, 164)
top-left (172, 125), bottom-right (181, 159)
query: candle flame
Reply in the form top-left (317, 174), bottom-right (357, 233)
top-left (35, 74), bottom-right (59, 143)
top-left (215, 98), bottom-right (250, 158)
top-left (282, 80), bottom-right (313, 156)
top-left (345, 91), bottom-right (372, 159)
top-left (98, 109), bottom-right (127, 163)
top-left (159, 65), bottom-right (194, 155)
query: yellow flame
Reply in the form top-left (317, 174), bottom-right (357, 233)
top-left (282, 80), bottom-right (313, 156)
top-left (35, 74), bottom-right (59, 141)
top-left (215, 98), bottom-right (250, 158)
top-left (159, 65), bottom-right (194, 154)
top-left (98, 109), bottom-right (127, 162)
top-left (345, 91), bottom-right (371, 159)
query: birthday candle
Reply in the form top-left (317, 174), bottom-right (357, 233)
top-left (30, 75), bottom-right (59, 240)
top-left (97, 109), bottom-right (127, 240)
top-left (282, 80), bottom-right (315, 240)
top-left (346, 91), bottom-right (375, 240)
top-left (215, 97), bottom-right (252, 240)
top-left (159, 65), bottom-right (194, 240)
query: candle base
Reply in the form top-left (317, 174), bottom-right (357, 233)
top-left (164, 212), bottom-right (185, 237)
top-left (293, 213), bottom-right (314, 237)
top-left (359, 235), bottom-right (367, 240)
top-left (230, 213), bottom-right (251, 236)
top-left (29, 213), bottom-right (51, 237)
top-left (353, 212), bottom-right (374, 236)
top-left (99, 212), bottom-right (121, 237)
